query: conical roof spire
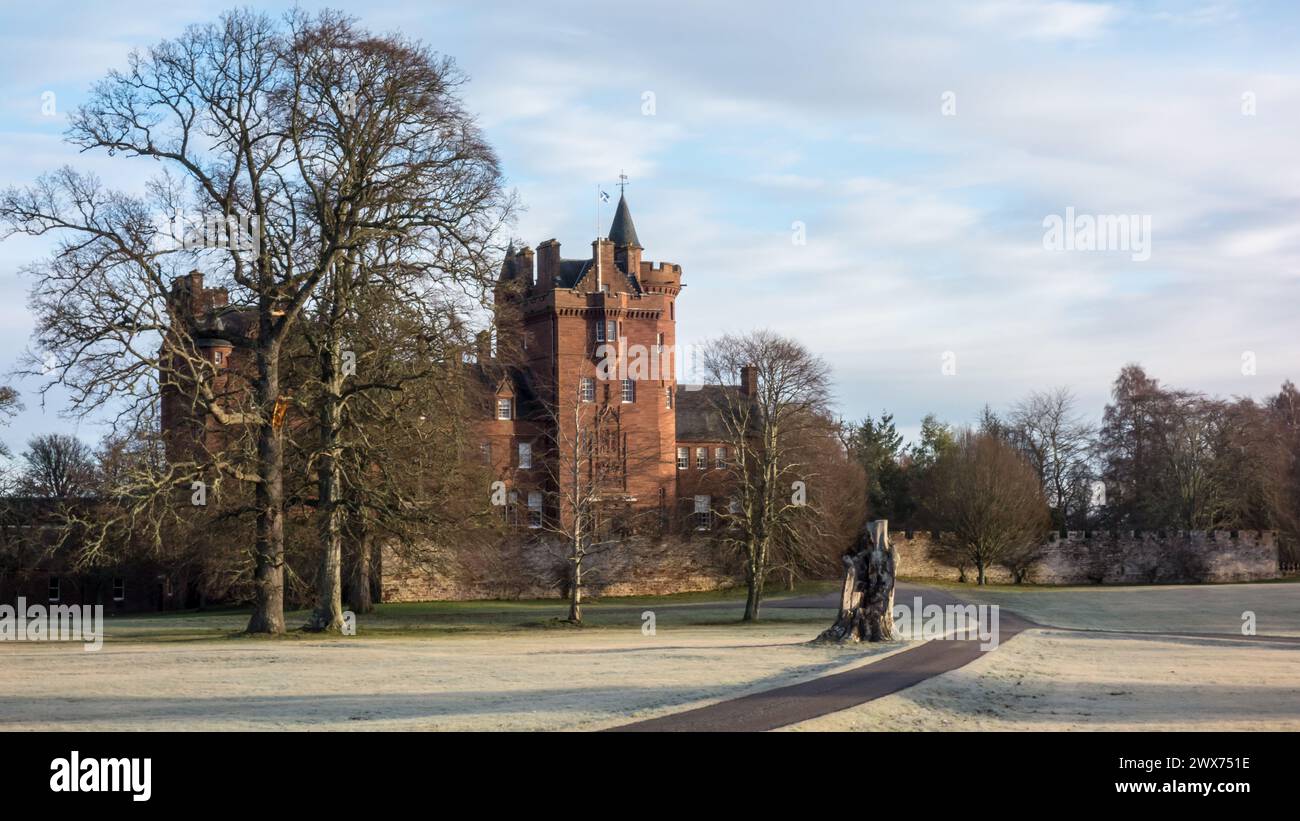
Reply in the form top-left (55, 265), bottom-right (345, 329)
top-left (608, 193), bottom-right (641, 248)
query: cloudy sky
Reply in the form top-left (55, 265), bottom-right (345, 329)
top-left (1, 0), bottom-right (1298, 450)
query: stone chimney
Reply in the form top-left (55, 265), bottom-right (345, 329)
top-left (475, 330), bottom-right (492, 362)
top-left (615, 242), bottom-right (642, 278)
top-left (592, 239), bottom-right (615, 291)
top-left (536, 239), bottom-right (560, 291)
top-left (739, 365), bottom-right (758, 397)
top-left (515, 246), bottom-right (535, 289)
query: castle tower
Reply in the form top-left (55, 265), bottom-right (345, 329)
top-left (493, 193), bottom-right (683, 528)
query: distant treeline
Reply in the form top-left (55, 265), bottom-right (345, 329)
top-left (846, 364), bottom-right (1299, 557)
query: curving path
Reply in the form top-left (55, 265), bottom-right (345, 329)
top-left (614, 581), bottom-right (1300, 731)
top-left (614, 583), bottom-right (1037, 732)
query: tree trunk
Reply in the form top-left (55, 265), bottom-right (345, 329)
top-left (742, 540), bottom-right (765, 621)
top-left (246, 345), bottom-right (286, 635)
top-left (976, 559), bottom-right (987, 586)
top-left (568, 552), bottom-right (583, 623)
top-left (307, 337), bottom-right (345, 633)
top-left (816, 519), bottom-right (897, 643)
top-left (347, 528), bottom-right (375, 614)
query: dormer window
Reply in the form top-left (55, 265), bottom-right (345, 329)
top-left (496, 398), bottom-right (512, 420)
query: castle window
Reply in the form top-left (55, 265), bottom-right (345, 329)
top-left (696, 447), bottom-right (707, 469)
top-left (677, 447), bottom-right (689, 470)
top-left (581, 378), bottom-right (595, 402)
top-left (693, 495), bottom-right (712, 531)
top-left (112, 578), bottom-right (125, 602)
top-left (496, 398), bottom-right (512, 420)
top-left (715, 447), bottom-right (728, 469)
top-left (527, 492), bottom-right (543, 529)
top-left (48, 576), bottom-right (60, 603)
top-left (480, 442), bottom-right (492, 465)
top-left (621, 379), bottom-right (635, 403)
top-left (665, 386), bottom-right (673, 409)
top-left (656, 332), bottom-right (665, 348)
top-left (213, 351), bottom-right (223, 367)
top-left (518, 441), bottom-right (532, 469)
top-left (595, 318), bottom-right (616, 343)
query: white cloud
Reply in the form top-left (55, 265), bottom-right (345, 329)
top-left (964, 0), bottom-right (1120, 41)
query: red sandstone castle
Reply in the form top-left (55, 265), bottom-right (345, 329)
top-left (484, 193), bottom-right (745, 534)
top-left (160, 193), bottom-right (748, 538)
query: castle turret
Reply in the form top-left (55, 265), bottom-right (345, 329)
top-left (609, 193), bottom-right (642, 277)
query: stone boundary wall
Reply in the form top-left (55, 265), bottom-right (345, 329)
top-left (382, 529), bottom-right (1281, 602)
top-left (893, 530), bottom-right (1280, 585)
top-left (381, 534), bottom-right (739, 602)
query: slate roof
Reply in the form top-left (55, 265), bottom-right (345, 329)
top-left (608, 193), bottom-right (640, 247)
top-left (557, 259), bottom-right (592, 288)
top-left (674, 384), bottom-right (743, 442)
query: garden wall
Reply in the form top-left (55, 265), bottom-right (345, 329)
top-left (381, 534), bottom-right (739, 602)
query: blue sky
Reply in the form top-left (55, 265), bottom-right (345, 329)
top-left (2, 0), bottom-right (1299, 453)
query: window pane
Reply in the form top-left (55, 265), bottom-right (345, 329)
top-left (527, 492), bottom-right (543, 528)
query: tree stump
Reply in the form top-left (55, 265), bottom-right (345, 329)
top-left (815, 519), bottom-right (898, 643)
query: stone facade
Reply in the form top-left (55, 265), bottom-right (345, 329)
top-left (892, 529), bottom-right (1280, 585)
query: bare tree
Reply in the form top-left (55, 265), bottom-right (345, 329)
top-left (293, 280), bottom-right (501, 619)
top-left (0, 386), bottom-right (21, 492)
top-left (0, 10), bottom-right (323, 633)
top-left (772, 412), bottom-right (865, 590)
top-left (528, 379), bottom-right (659, 624)
top-left (0, 10), bottom-right (508, 634)
top-left (700, 330), bottom-right (832, 621)
top-left (1008, 387), bottom-right (1095, 529)
top-left (17, 434), bottom-right (97, 499)
top-left (921, 429), bottom-right (1050, 585)
top-left (280, 11), bottom-right (510, 631)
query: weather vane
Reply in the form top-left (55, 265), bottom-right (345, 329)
top-left (618, 171), bottom-right (629, 195)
